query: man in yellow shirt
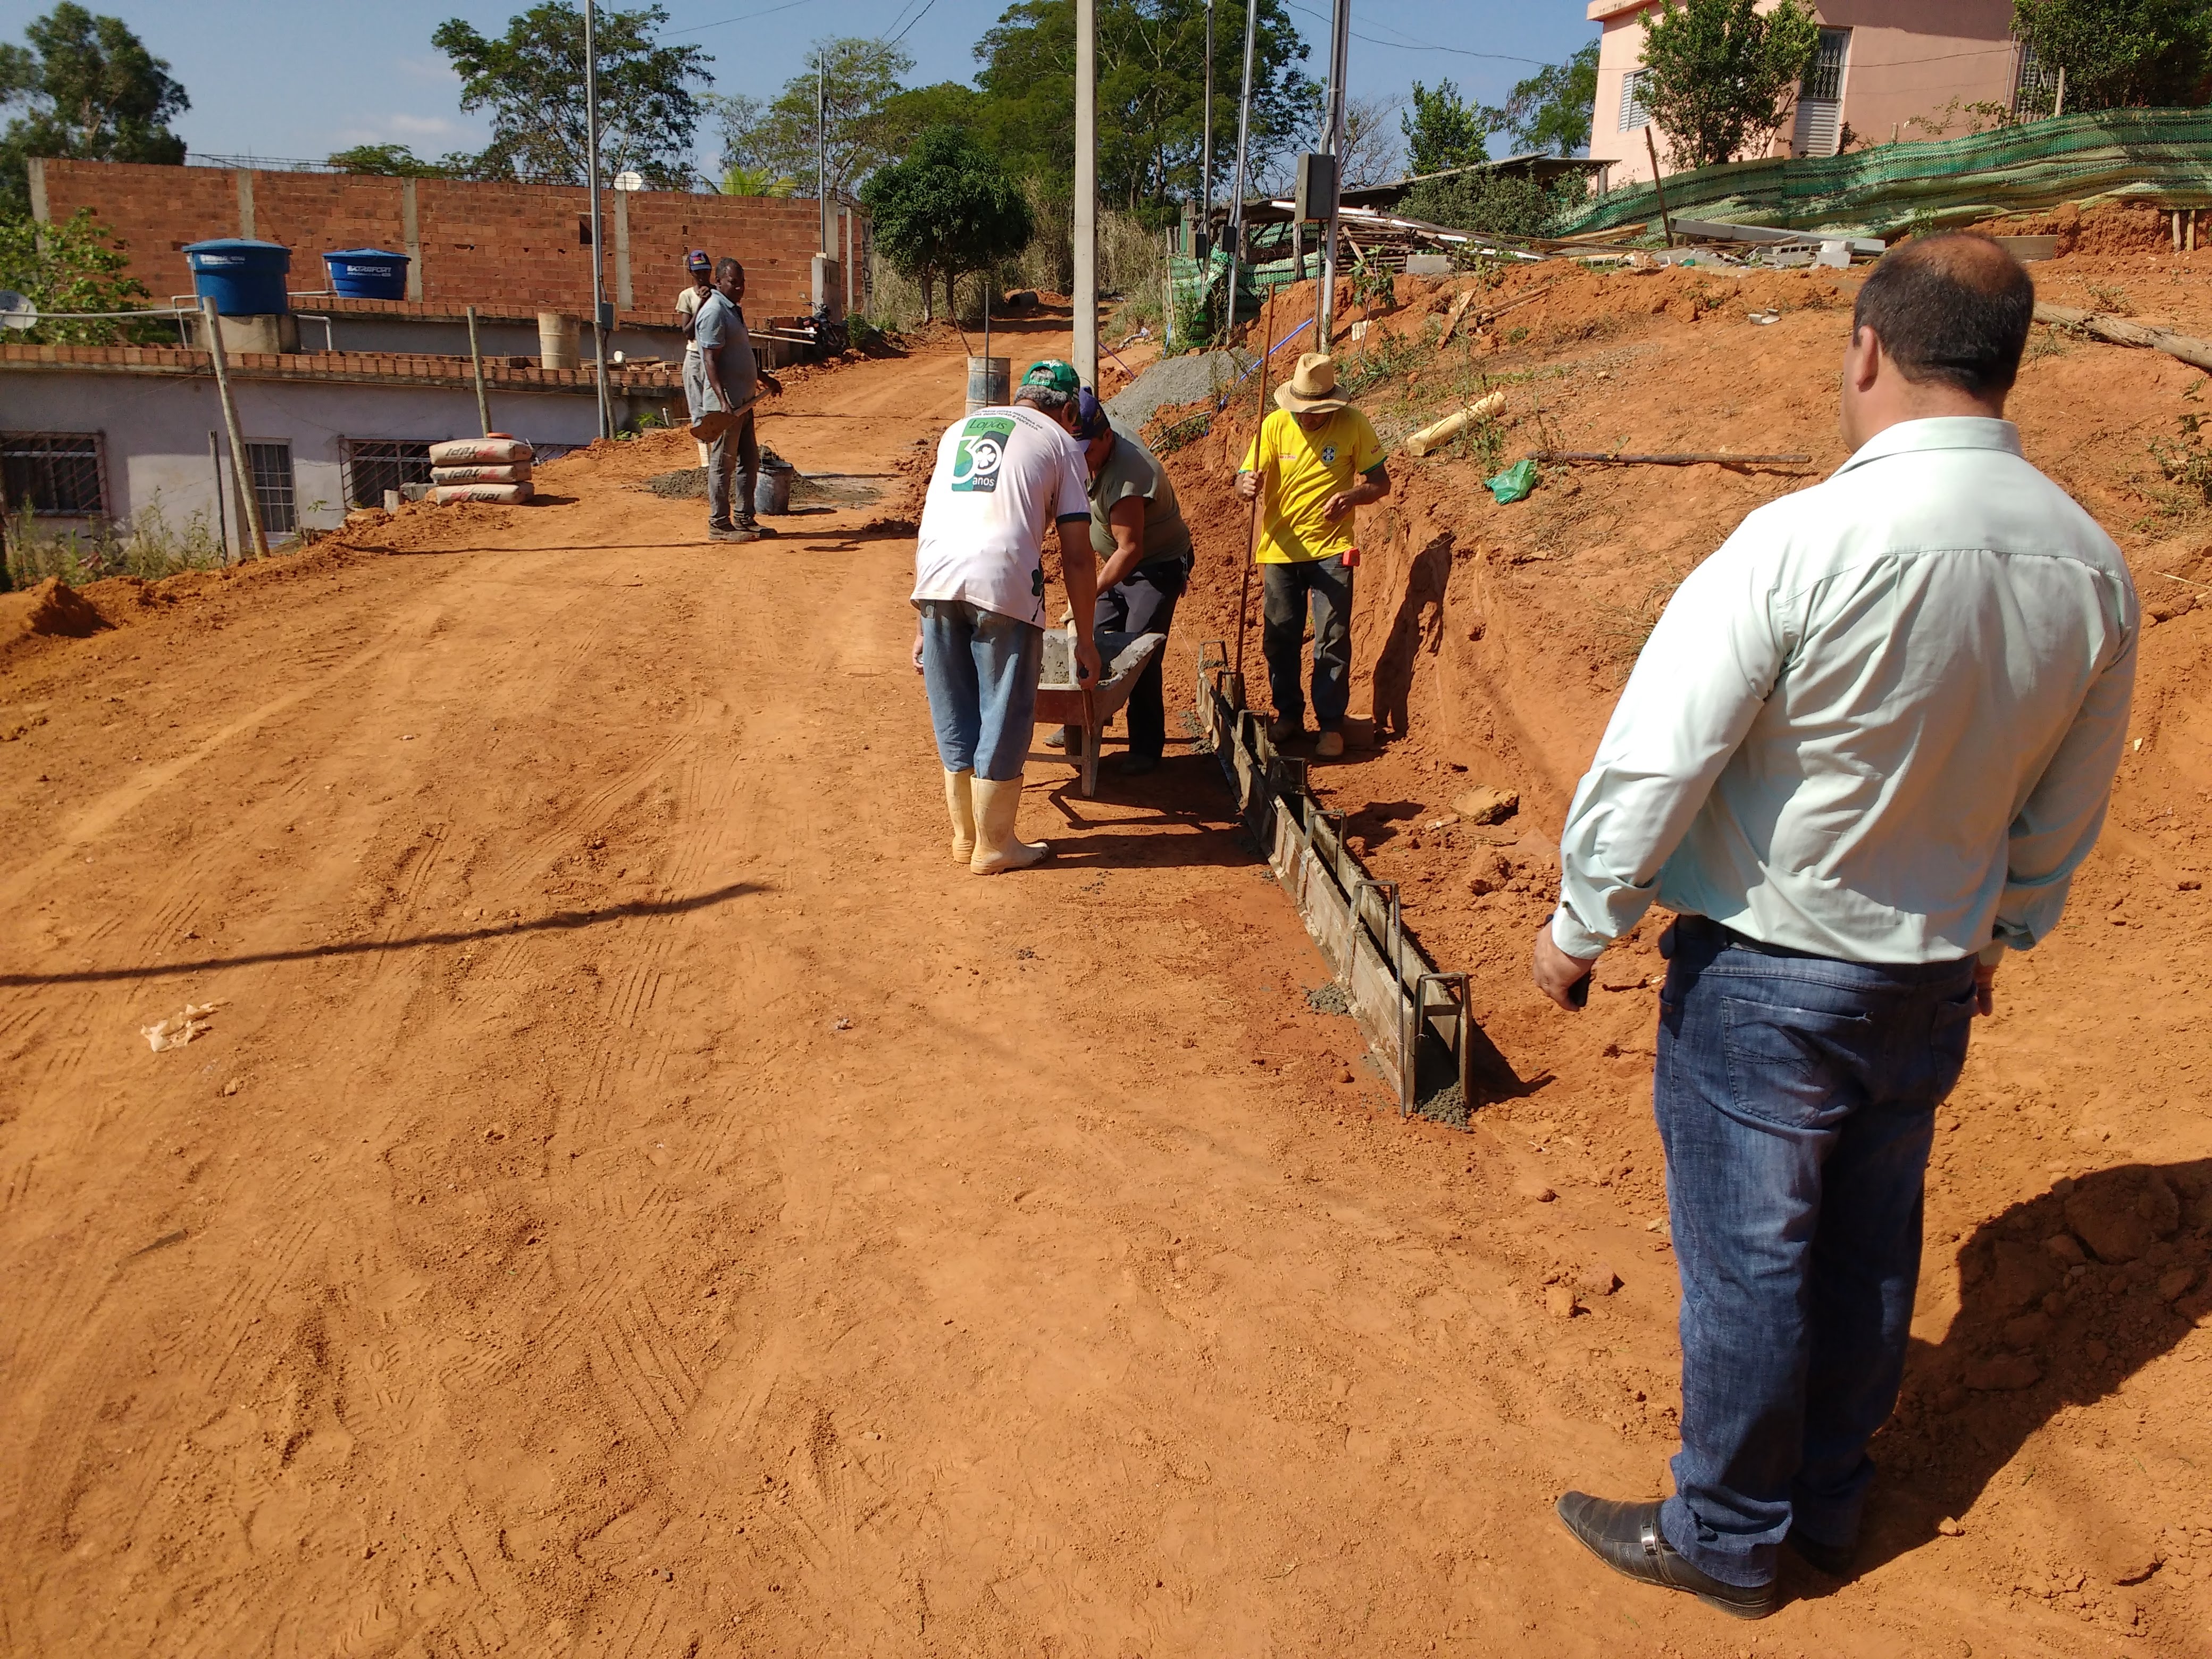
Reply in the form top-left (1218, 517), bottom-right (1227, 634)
top-left (1235, 353), bottom-right (1390, 758)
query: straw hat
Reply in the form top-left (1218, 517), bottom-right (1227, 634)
top-left (1274, 351), bottom-right (1347, 414)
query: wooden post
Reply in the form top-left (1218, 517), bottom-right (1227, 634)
top-left (1645, 127), bottom-right (1675, 248)
top-left (202, 297), bottom-right (267, 560)
top-left (207, 430), bottom-right (230, 565)
top-left (467, 304), bottom-right (492, 437)
top-left (1233, 283), bottom-right (1276, 685)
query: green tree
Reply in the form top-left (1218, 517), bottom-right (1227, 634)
top-left (881, 79), bottom-right (987, 152)
top-left (707, 37), bottom-right (912, 202)
top-left (720, 161), bottom-right (798, 197)
top-left (1399, 171), bottom-right (1573, 238)
top-left (0, 4), bottom-right (188, 217)
top-left (328, 142), bottom-right (458, 177)
top-left (1494, 39), bottom-right (1600, 156)
top-left (862, 124), bottom-right (1035, 322)
top-left (2012, 0), bottom-right (2212, 109)
top-left (431, 2), bottom-right (711, 188)
top-left (0, 205), bottom-right (154, 343)
top-left (973, 0), bottom-right (1314, 217)
top-left (1400, 79), bottom-right (1491, 175)
top-left (1637, 0), bottom-right (1817, 170)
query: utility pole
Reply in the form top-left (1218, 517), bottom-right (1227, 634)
top-left (201, 296), bottom-right (266, 562)
top-left (817, 54), bottom-right (831, 257)
top-left (1199, 0), bottom-right (1215, 254)
top-left (1221, 0), bottom-right (1259, 346)
top-left (1316, 0), bottom-right (1350, 347)
top-left (1073, 0), bottom-right (1098, 387)
top-left (584, 0), bottom-right (612, 440)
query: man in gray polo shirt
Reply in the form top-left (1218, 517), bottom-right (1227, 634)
top-left (687, 257), bottom-right (782, 543)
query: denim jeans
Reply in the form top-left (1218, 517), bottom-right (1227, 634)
top-left (1261, 555), bottom-right (1353, 729)
top-left (1655, 916), bottom-right (1977, 1588)
top-left (1095, 553), bottom-right (1189, 763)
top-left (918, 599), bottom-right (1043, 782)
top-left (708, 409), bottom-right (759, 531)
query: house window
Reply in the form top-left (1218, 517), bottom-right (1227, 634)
top-left (342, 438), bottom-right (433, 508)
top-left (247, 441), bottom-right (296, 534)
top-left (1619, 70), bottom-right (1651, 131)
top-left (1, 432), bottom-right (107, 517)
top-left (1804, 28), bottom-right (1850, 102)
top-left (2014, 37), bottom-right (2060, 118)
top-left (1792, 29), bottom-right (1851, 156)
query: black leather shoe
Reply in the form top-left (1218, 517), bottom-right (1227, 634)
top-left (1554, 1494), bottom-right (1777, 1620)
top-left (1785, 1528), bottom-right (1855, 1579)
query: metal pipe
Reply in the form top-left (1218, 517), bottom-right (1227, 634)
top-left (208, 430), bottom-right (229, 562)
top-left (584, 0), bottom-right (612, 440)
top-left (200, 297), bottom-right (266, 561)
top-left (1200, 0), bottom-right (1216, 251)
top-left (817, 55), bottom-right (830, 256)
top-left (1073, 0), bottom-right (1099, 386)
top-left (1316, 0), bottom-right (1350, 346)
top-left (1222, 0), bottom-right (1260, 347)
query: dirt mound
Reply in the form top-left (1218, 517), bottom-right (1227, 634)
top-left (1975, 199), bottom-right (2177, 257)
top-left (3, 576), bottom-right (107, 640)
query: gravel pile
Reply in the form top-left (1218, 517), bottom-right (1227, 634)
top-left (1105, 348), bottom-right (1254, 429)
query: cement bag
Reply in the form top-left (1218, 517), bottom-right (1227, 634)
top-left (430, 462), bottom-right (532, 485)
top-left (429, 435), bottom-right (533, 467)
top-left (432, 481), bottom-right (535, 505)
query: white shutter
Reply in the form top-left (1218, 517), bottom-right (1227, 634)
top-left (1619, 71), bottom-right (1649, 131)
top-left (1793, 98), bottom-right (1841, 157)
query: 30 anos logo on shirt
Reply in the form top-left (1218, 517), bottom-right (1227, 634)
top-left (951, 416), bottom-right (1016, 492)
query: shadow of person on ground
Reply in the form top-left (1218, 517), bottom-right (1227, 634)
top-left (1838, 1158), bottom-right (2212, 1619)
top-left (1371, 530), bottom-right (1453, 741)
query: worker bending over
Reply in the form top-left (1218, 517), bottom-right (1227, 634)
top-left (911, 359), bottom-right (1100, 873)
top-left (1045, 390), bottom-right (1194, 777)
top-left (1234, 351), bottom-right (1389, 759)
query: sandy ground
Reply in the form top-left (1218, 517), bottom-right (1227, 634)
top-left (1, 273), bottom-right (2208, 1659)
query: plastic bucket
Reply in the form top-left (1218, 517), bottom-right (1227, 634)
top-left (323, 248), bottom-right (410, 300)
top-left (965, 356), bottom-right (1009, 414)
top-left (185, 239), bottom-right (292, 316)
top-left (753, 456), bottom-right (795, 516)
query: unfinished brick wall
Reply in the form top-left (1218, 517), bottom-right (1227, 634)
top-left (36, 159), bottom-right (849, 321)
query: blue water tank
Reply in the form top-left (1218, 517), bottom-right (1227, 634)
top-left (185, 239), bottom-right (292, 315)
top-left (323, 248), bottom-right (411, 301)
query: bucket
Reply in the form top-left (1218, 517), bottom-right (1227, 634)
top-left (965, 355), bottom-right (1010, 414)
top-left (323, 247), bottom-right (410, 300)
top-left (538, 311), bottom-right (579, 369)
top-left (754, 454), bottom-right (796, 516)
top-left (185, 239), bottom-right (292, 316)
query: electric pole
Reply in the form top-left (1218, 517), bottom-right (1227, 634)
top-left (584, 0), bottom-right (611, 439)
top-left (1221, 0), bottom-right (1259, 346)
top-left (1073, 0), bottom-right (1098, 387)
top-left (817, 55), bottom-right (831, 257)
top-left (1199, 0), bottom-right (1215, 254)
top-left (1316, 0), bottom-right (1350, 347)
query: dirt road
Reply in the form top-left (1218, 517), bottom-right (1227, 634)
top-left (1, 310), bottom-right (2204, 1658)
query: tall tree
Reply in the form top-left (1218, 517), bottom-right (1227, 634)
top-left (0, 204), bottom-right (152, 343)
top-left (1400, 80), bottom-right (1490, 175)
top-left (706, 37), bottom-right (912, 201)
top-left (2012, 0), bottom-right (2212, 109)
top-left (1637, 0), bottom-right (1817, 170)
top-left (1493, 39), bottom-right (1600, 157)
top-left (862, 123), bottom-right (1034, 320)
top-left (0, 4), bottom-right (188, 217)
top-left (431, 2), bottom-right (711, 189)
top-left (973, 0), bottom-right (1314, 216)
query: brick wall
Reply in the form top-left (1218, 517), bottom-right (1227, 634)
top-left (37, 159), bottom-right (851, 321)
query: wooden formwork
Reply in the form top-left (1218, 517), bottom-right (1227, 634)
top-left (1194, 644), bottom-right (1523, 1120)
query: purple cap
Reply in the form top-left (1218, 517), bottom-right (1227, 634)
top-left (685, 249), bottom-right (711, 271)
top-left (1075, 388), bottom-right (1111, 440)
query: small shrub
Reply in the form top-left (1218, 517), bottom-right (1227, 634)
top-left (1400, 171), bottom-right (1578, 240)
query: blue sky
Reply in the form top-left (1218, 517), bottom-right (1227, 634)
top-left (0, 0), bottom-right (1599, 171)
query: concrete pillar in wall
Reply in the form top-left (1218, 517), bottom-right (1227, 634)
top-left (400, 178), bottom-right (424, 301)
top-left (26, 157), bottom-right (48, 224)
top-left (614, 187), bottom-right (634, 311)
top-left (236, 169), bottom-right (256, 239)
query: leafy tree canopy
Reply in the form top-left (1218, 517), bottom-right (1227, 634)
top-left (720, 161), bottom-right (798, 197)
top-left (2012, 0), bottom-right (2212, 109)
top-left (708, 37), bottom-right (911, 200)
top-left (0, 4), bottom-right (188, 217)
top-left (1398, 171), bottom-right (1574, 239)
top-left (1638, 0), bottom-right (1817, 170)
top-left (328, 142), bottom-right (470, 178)
top-left (431, 2), bottom-right (711, 189)
top-left (0, 205), bottom-right (155, 342)
top-left (1494, 40), bottom-right (1599, 157)
top-left (861, 122), bottom-right (1034, 318)
top-left (1401, 80), bottom-right (1492, 175)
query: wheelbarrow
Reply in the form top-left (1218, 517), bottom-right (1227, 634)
top-left (1032, 629), bottom-right (1167, 798)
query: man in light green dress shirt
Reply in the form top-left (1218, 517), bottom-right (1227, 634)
top-left (1538, 236), bottom-right (2136, 1619)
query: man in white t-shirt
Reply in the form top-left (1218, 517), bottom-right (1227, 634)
top-left (675, 250), bottom-right (713, 465)
top-left (911, 358), bottom-right (1102, 874)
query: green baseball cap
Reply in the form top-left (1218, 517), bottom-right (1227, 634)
top-left (1020, 358), bottom-right (1080, 396)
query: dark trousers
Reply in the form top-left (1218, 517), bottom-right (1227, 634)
top-left (1654, 916), bottom-right (1977, 1587)
top-left (1261, 555), bottom-right (1352, 730)
top-left (1095, 554), bottom-right (1189, 763)
top-left (708, 409), bottom-right (759, 530)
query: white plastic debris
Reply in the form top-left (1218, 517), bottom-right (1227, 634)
top-left (143, 1001), bottom-right (223, 1052)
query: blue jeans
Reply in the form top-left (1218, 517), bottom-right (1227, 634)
top-left (918, 600), bottom-right (1042, 782)
top-left (1261, 556), bottom-right (1352, 729)
top-left (1655, 916), bottom-right (1977, 1588)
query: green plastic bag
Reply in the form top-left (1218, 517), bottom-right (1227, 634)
top-left (1486, 457), bottom-right (1538, 504)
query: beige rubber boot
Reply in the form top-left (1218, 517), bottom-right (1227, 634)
top-left (943, 767), bottom-right (976, 863)
top-left (969, 776), bottom-right (1048, 874)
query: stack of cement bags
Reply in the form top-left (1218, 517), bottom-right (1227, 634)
top-left (429, 437), bottom-right (534, 504)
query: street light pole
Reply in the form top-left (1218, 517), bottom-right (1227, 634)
top-left (1199, 0), bottom-right (1215, 253)
top-left (1316, 0), bottom-right (1350, 347)
top-left (1073, 0), bottom-right (1098, 387)
top-left (817, 54), bottom-right (831, 257)
top-left (1221, 0), bottom-right (1259, 347)
top-left (584, 0), bottom-right (612, 439)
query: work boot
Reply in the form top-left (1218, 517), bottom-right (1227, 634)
top-left (1315, 729), bottom-right (1346, 759)
top-left (1116, 752), bottom-right (1161, 777)
top-left (1043, 724), bottom-right (1069, 749)
top-left (710, 524), bottom-right (757, 543)
top-left (736, 513), bottom-right (776, 539)
top-left (969, 776), bottom-right (1048, 874)
top-left (1553, 1495), bottom-right (1776, 1621)
top-left (1267, 716), bottom-right (1303, 746)
top-left (943, 767), bottom-right (976, 864)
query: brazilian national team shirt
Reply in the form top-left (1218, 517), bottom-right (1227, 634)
top-left (912, 404), bottom-right (1091, 627)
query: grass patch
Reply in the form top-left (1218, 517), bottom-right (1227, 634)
top-left (4, 496), bottom-right (232, 589)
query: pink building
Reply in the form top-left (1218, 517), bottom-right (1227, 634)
top-left (1586, 0), bottom-right (2038, 188)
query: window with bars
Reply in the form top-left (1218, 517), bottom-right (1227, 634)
top-left (1, 432), bottom-right (107, 517)
top-left (1619, 69), bottom-right (1650, 131)
top-left (2014, 38), bottom-right (2060, 118)
top-left (1804, 29), bottom-right (1851, 102)
top-left (341, 439), bottom-right (433, 507)
top-left (246, 441), bottom-right (296, 535)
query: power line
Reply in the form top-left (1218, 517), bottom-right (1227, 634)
top-left (666, 0), bottom-right (813, 39)
top-left (1281, 2), bottom-right (1547, 67)
top-left (887, 0), bottom-right (942, 47)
